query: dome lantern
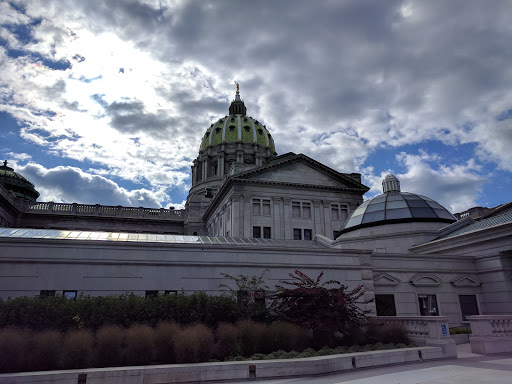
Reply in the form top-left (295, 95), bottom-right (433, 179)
top-left (382, 174), bottom-right (400, 193)
top-left (229, 81), bottom-right (247, 115)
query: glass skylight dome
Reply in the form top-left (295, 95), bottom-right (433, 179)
top-left (340, 174), bottom-right (456, 233)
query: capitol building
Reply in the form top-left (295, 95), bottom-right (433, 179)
top-left (1, 88), bottom-right (511, 326)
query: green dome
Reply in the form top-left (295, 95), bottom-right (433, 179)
top-left (199, 114), bottom-right (276, 153)
top-left (0, 161), bottom-right (40, 202)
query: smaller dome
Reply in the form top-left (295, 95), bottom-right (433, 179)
top-left (340, 175), bottom-right (456, 233)
top-left (0, 160), bottom-right (40, 202)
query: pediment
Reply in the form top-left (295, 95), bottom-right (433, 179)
top-left (410, 273), bottom-right (442, 287)
top-left (234, 155), bottom-right (364, 190)
top-left (451, 275), bottom-right (481, 287)
top-left (373, 273), bottom-right (401, 286)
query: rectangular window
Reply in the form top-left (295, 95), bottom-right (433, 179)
top-left (303, 229), bottom-right (312, 240)
top-left (292, 202), bottom-right (301, 218)
top-left (263, 227), bottom-right (271, 239)
top-left (145, 290), bottom-right (158, 298)
top-left (253, 226), bottom-right (261, 238)
top-left (40, 290), bottom-right (56, 297)
top-left (331, 205), bottom-right (340, 220)
top-left (253, 199), bottom-right (271, 216)
top-left (375, 294), bottom-right (397, 316)
top-left (418, 294), bottom-right (439, 316)
top-left (63, 290), bottom-right (77, 300)
top-left (292, 201), bottom-right (312, 219)
top-left (165, 290), bottom-right (178, 296)
top-left (252, 199), bottom-right (261, 215)
top-left (262, 200), bottom-right (271, 216)
top-left (459, 295), bottom-right (479, 321)
top-left (293, 228), bottom-right (302, 240)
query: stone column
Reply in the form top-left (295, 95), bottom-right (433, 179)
top-left (313, 200), bottom-right (323, 236)
top-left (283, 198), bottom-right (291, 239)
top-left (323, 200), bottom-right (332, 239)
top-left (272, 197), bottom-right (282, 239)
top-left (243, 195), bottom-right (252, 237)
top-left (218, 154), bottom-right (225, 178)
top-left (231, 195), bottom-right (241, 237)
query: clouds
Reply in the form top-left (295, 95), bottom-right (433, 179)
top-left (0, 0), bottom-right (511, 211)
top-left (15, 162), bottom-right (173, 208)
top-left (363, 150), bottom-right (484, 213)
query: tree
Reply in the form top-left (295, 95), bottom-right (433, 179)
top-left (219, 269), bottom-right (270, 321)
top-left (270, 270), bottom-right (371, 346)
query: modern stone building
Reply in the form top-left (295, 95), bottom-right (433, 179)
top-left (1, 89), bottom-right (511, 327)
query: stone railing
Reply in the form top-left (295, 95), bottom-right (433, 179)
top-left (27, 202), bottom-right (185, 221)
top-left (375, 316), bottom-right (451, 344)
top-left (467, 315), bottom-right (512, 337)
top-left (467, 315), bottom-right (512, 354)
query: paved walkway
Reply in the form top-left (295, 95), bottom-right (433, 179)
top-left (224, 344), bottom-right (512, 384)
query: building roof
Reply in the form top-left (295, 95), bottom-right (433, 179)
top-left (0, 227), bottom-right (324, 248)
top-left (199, 92), bottom-right (276, 153)
top-left (0, 160), bottom-right (40, 201)
top-left (437, 211), bottom-right (512, 240)
top-left (340, 175), bottom-right (456, 234)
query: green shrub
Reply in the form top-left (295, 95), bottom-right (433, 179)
top-left (154, 321), bottom-right (180, 363)
top-left (31, 330), bottom-right (62, 371)
top-left (125, 324), bottom-right (155, 365)
top-left (95, 325), bottom-right (124, 367)
top-left (61, 329), bottom-right (94, 369)
top-left (0, 328), bottom-right (30, 373)
top-left (215, 322), bottom-right (241, 360)
top-left (174, 324), bottom-right (214, 363)
top-left (450, 326), bottom-right (472, 334)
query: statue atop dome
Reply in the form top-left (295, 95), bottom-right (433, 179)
top-left (234, 81), bottom-right (239, 94)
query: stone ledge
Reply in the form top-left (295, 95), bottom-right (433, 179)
top-left (0, 346), bottom-right (452, 384)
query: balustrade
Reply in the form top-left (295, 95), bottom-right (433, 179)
top-left (466, 315), bottom-right (512, 354)
top-left (27, 201), bottom-right (184, 221)
top-left (375, 316), bottom-right (451, 343)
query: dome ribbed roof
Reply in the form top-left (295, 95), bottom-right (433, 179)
top-left (199, 89), bottom-right (276, 153)
top-left (199, 114), bottom-right (276, 152)
top-left (340, 175), bottom-right (456, 233)
top-left (0, 161), bottom-right (39, 202)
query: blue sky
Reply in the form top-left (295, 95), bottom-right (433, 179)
top-left (1, 0), bottom-right (511, 213)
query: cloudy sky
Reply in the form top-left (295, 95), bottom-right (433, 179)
top-left (1, 0), bottom-right (511, 213)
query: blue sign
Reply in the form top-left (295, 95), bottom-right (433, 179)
top-left (441, 324), bottom-right (448, 336)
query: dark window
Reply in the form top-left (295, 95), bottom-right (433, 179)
top-left (262, 200), bottom-right (271, 215)
top-left (258, 129), bottom-right (263, 134)
top-left (459, 295), bottom-right (479, 321)
top-left (145, 290), bottom-right (158, 298)
top-left (229, 125), bottom-right (236, 131)
top-left (293, 228), bottom-right (302, 240)
top-left (418, 294), bottom-right (439, 316)
top-left (205, 132), bottom-right (210, 137)
top-left (263, 227), bottom-right (271, 239)
top-left (252, 199), bottom-right (261, 215)
top-left (292, 201), bottom-right (311, 218)
top-left (231, 118), bottom-right (235, 122)
top-left (375, 294), bottom-right (397, 316)
top-left (303, 229), bottom-right (312, 240)
top-left (244, 125), bottom-right (250, 131)
top-left (244, 118), bottom-right (248, 122)
top-left (40, 290), bottom-right (56, 297)
top-left (63, 290), bottom-right (77, 300)
top-left (165, 290), bottom-right (177, 296)
top-left (215, 127), bottom-right (221, 133)
top-left (253, 226), bottom-right (261, 238)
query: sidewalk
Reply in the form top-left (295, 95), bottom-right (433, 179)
top-left (224, 344), bottom-right (512, 384)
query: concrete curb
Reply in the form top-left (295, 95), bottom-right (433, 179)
top-left (0, 346), bottom-right (453, 384)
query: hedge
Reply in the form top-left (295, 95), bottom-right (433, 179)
top-left (0, 292), bottom-right (247, 331)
